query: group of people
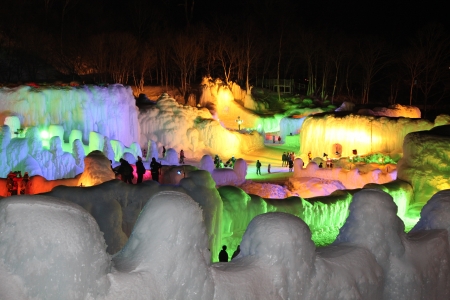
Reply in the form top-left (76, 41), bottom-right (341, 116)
top-left (272, 135), bottom-right (282, 143)
top-left (282, 152), bottom-right (295, 171)
top-left (214, 155), bottom-right (236, 169)
top-left (115, 156), bottom-right (159, 184)
top-left (115, 147), bottom-right (188, 185)
top-left (6, 171), bottom-right (30, 196)
top-left (218, 245), bottom-right (241, 262)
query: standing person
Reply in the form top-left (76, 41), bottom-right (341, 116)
top-left (232, 245), bottom-right (240, 260)
top-left (150, 157), bottom-right (162, 182)
top-left (230, 156), bottom-right (236, 167)
top-left (19, 172), bottom-right (30, 195)
top-left (289, 160), bottom-right (294, 172)
top-left (282, 152), bottom-right (287, 167)
top-left (268, 163), bottom-right (271, 173)
top-left (278, 136), bottom-right (281, 143)
top-left (6, 172), bottom-right (15, 196)
top-left (118, 158), bottom-right (133, 184)
top-left (162, 146), bottom-right (166, 158)
top-left (219, 245), bottom-right (228, 262)
top-left (179, 149), bottom-right (185, 164)
top-left (256, 160), bottom-right (262, 175)
top-left (136, 156), bottom-right (146, 184)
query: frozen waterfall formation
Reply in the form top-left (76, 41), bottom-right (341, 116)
top-left (1, 188), bottom-right (450, 299)
top-left (0, 85), bottom-right (141, 179)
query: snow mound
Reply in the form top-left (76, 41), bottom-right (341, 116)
top-left (335, 189), bottom-right (450, 299)
top-left (411, 189), bottom-right (450, 240)
top-left (108, 191), bottom-right (214, 299)
top-left (77, 150), bottom-right (115, 186)
top-left (358, 104), bottom-right (421, 118)
top-left (0, 195), bottom-right (111, 300)
top-left (335, 101), bottom-right (355, 112)
top-left (239, 180), bottom-right (291, 199)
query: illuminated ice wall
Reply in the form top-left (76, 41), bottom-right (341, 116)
top-left (138, 94), bottom-right (264, 159)
top-left (398, 125), bottom-right (450, 205)
top-left (299, 113), bottom-right (433, 160)
top-left (0, 84), bottom-right (139, 145)
top-left (0, 85), bottom-right (140, 179)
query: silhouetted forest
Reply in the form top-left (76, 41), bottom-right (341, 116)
top-left (1, 0), bottom-right (449, 111)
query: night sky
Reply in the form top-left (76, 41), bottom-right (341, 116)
top-left (1, 0), bottom-right (449, 111)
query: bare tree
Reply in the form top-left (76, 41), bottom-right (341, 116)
top-left (87, 32), bottom-right (137, 84)
top-left (299, 30), bottom-right (321, 96)
top-left (328, 33), bottom-right (350, 103)
top-left (414, 24), bottom-right (450, 111)
top-left (240, 22), bottom-right (262, 91)
top-left (358, 37), bottom-right (390, 104)
top-left (213, 25), bottom-right (239, 86)
top-left (170, 30), bottom-right (203, 100)
top-left (132, 42), bottom-right (157, 94)
top-left (402, 48), bottom-right (425, 105)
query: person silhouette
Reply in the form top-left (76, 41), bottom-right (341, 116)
top-left (231, 245), bottom-right (240, 260)
top-left (136, 156), bottom-right (146, 183)
top-left (179, 149), bottom-right (185, 164)
top-left (256, 160), bottom-right (262, 175)
top-left (150, 157), bottom-right (162, 182)
top-left (118, 158), bottom-right (133, 184)
top-left (218, 245), bottom-right (228, 262)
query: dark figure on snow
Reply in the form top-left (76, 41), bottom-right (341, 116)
top-left (179, 149), bottom-right (185, 164)
top-left (288, 160), bottom-right (294, 172)
top-left (150, 157), bottom-right (162, 182)
top-left (256, 160), bottom-right (262, 175)
top-left (219, 245), bottom-right (228, 262)
top-left (268, 163), bottom-right (271, 174)
top-left (278, 136), bottom-right (281, 143)
top-left (19, 172), bottom-right (30, 195)
top-left (162, 146), bottom-right (166, 158)
top-left (6, 172), bottom-right (16, 196)
top-left (136, 156), bottom-right (146, 184)
top-left (230, 156), bottom-right (236, 167)
top-left (214, 155), bottom-right (221, 168)
top-left (232, 245), bottom-right (240, 260)
top-left (118, 158), bottom-right (133, 184)
top-left (282, 152), bottom-right (287, 167)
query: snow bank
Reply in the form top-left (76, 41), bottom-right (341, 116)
top-left (2, 189), bottom-right (450, 299)
top-left (293, 158), bottom-right (396, 190)
top-left (46, 170), bottom-right (223, 257)
top-left (358, 104), bottom-right (421, 118)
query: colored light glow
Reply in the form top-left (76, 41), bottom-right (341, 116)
top-left (219, 185), bottom-right (414, 257)
top-left (40, 130), bottom-right (49, 139)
